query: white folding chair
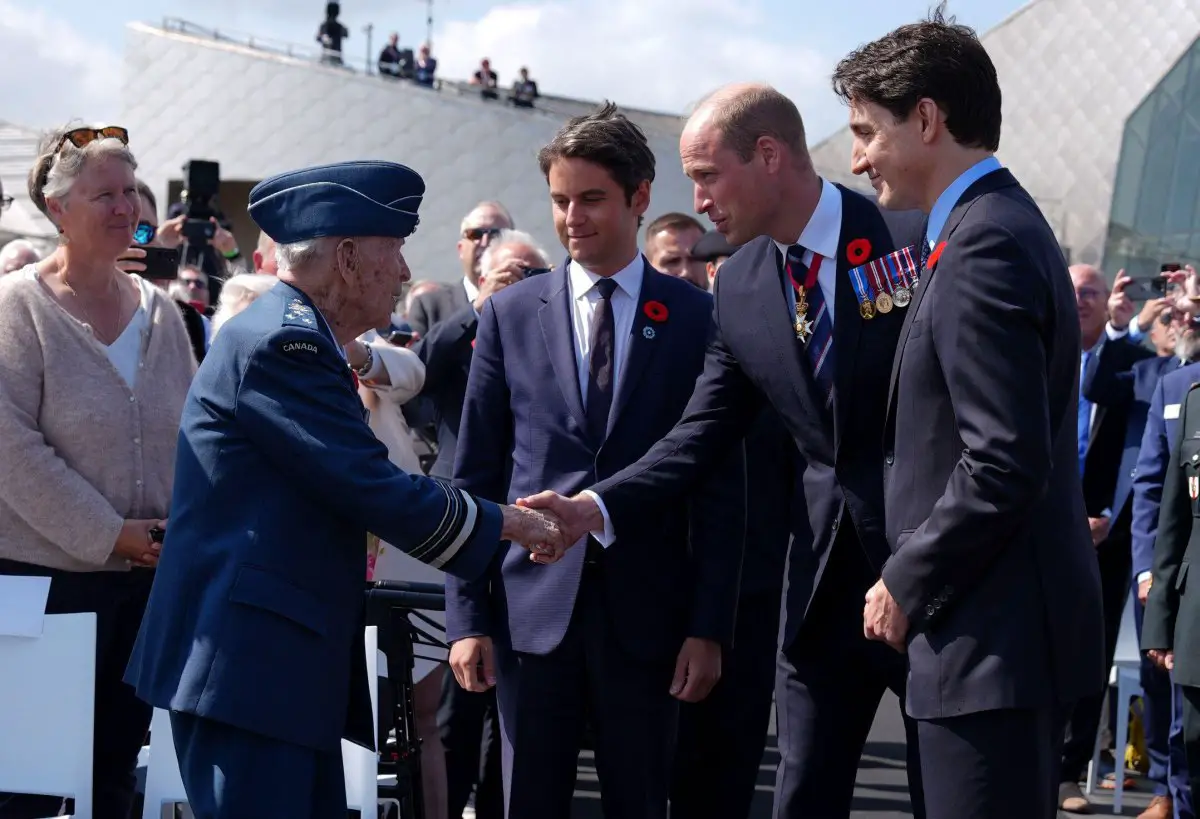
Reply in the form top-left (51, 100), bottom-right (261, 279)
top-left (1085, 592), bottom-right (1143, 814)
top-left (0, 612), bottom-right (97, 819)
top-left (141, 708), bottom-right (188, 819)
top-left (344, 626), bottom-right (399, 817)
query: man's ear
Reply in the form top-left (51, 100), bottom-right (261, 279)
top-left (335, 238), bottom-right (358, 284)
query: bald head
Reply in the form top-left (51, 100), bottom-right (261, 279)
top-left (687, 82), bottom-right (809, 163)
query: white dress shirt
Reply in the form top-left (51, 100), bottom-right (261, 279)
top-left (462, 275), bottom-right (479, 305)
top-left (773, 178), bottom-right (843, 325)
top-left (568, 254), bottom-right (644, 404)
top-left (568, 253), bottom-right (644, 549)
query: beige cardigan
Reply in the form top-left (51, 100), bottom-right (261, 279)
top-left (0, 267), bottom-right (196, 572)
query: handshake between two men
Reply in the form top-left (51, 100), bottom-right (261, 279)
top-left (500, 491), bottom-right (602, 563)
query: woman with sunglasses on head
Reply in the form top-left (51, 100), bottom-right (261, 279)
top-left (0, 125), bottom-right (196, 819)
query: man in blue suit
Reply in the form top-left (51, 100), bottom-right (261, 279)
top-left (1129, 317), bottom-right (1200, 819)
top-left (124, 161), bottom-right (563, 819)
top-left (444, 103), bottom-right (745, 818)
top-left (521, 83), bottom-right (928, 817)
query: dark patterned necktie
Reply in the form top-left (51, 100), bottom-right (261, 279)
top-left (586, 278), bottom-right (618, 442)
top-left (786, 244), bottom-right (834, 406)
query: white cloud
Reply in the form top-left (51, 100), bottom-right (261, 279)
top-left (430, 0), bottom-right (830, 117)
top-left (0, 2), bottom-right (122, 129)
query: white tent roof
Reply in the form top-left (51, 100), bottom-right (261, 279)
top-left (0, 121), bottom-right (56, 241)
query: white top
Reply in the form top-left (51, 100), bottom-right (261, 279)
top-left (772, 178), bottom-right (843, 326)
top-left (104, 277), bottom-right (152, 389)
top-left (567, 253), bottom-right (645, 404)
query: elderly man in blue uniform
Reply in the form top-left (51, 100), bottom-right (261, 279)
top-left (125, 161), bottom-right (562, 819)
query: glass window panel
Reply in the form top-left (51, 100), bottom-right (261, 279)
top-left (1134, 85), bottom-right (1184, 237)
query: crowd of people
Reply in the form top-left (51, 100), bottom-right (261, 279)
top-left (1, 5), bottom-right (1199, 819)
top-left (316, 1), bottom-right (539, 107)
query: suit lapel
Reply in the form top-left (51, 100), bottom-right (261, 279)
top-left (538, 263), bottom-right (588, 434)
top-left (830, 192), bottom-right (866, 449)
top-left (885, 168), bottom-right (1021, 417)
top-left (608, 260), bottom-right (665, 435)
top-left (758, 243), bottom-right (836, 450)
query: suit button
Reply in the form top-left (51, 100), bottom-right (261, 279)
top-left (832, 518), bottom-right (839, 533)
top-left (885, 453), bottom-right (895, 466)
top-left (925, 604), bottom-right (936, 617)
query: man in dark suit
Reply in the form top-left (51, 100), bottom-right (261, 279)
top-left (833, 10), bottom-right (1104, 816)
top-left (1143, 379), bottom-right (1200, 803)
top-left (520, 83), bottom-right (927, 817)
top-left (1058, 264), bottom-right (1156, 811)
top-left (123, 161), bottom-right (561, 818)
top-left (445, 103), bottom-right (745, 818)
top-left (412, 228), bottom-right (550, 819)
top-left (405, 200), bottom-right (513, 337)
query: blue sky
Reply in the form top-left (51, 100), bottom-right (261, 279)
top-left (1, 0), bottom-right (1025, 142)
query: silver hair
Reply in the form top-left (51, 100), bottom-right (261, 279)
top-left (274, 237), bottom-right (337, 273)
top-left (0, 239), bottom-right (41, 273)
top-left (479, 229), bottom-right (551, 274)
top-left (459, 200), bottom-right (514, 234)
top-left (28, 125), bottom-right (137, 220)
top-left (211, 273), bottom-right (278, 338)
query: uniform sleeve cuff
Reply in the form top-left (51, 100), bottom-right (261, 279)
top-left (580, 490), bottom-right (615, 548)
top-left (1105, 322), bottom-right (1130, 341)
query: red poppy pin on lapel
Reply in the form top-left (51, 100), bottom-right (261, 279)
top-left (846, 238), bottom-right (872, 266)
top-left (927, 241), bottom-right (947, 270)
top-left (643, 300), bottom-right (667, 339)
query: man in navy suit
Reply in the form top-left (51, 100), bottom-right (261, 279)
top-left (444, 103), bottom-right (745, 818)
top-left (834, 10), bottom-right (1103, 816)
top-left (124, 161), bottom-right (562, 819)
top-left (521, 83), bottom-right (928, 817)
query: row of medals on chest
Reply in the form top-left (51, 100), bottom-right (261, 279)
top-left (793, 279), bottom-right (914, 341)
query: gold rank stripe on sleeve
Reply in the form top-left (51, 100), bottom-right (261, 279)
top-left (408, 479), bottom-right (480, 568)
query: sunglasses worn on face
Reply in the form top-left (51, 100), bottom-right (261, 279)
top-left (463, 227), bottom-right (502, 242)
top-left (134, 221), bottom-right (156, 245)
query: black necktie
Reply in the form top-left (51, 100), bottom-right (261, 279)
top-left (586, 278), bottom-right (618, 442)
top-left (918, 219), bottom-right (932, 270)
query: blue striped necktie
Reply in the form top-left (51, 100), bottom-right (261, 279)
top-left (786, 244), bottom-right (834, 406)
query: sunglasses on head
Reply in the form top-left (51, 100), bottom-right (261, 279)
top-left (463, 226), bottom-right (502, 242)
top-left (53, 126), bottom-right (129, 156)
top-left (133, 221), bottom-right (156, 245)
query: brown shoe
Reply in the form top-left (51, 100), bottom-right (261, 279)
top-left (1059, 781), bottom-right (1094, 814)
top-left (1138, 796), bottom-right (1174, 819)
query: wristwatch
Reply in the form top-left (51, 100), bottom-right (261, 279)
top-left (353, 343), bottom-right (374, 378)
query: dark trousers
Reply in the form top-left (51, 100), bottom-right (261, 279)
top-left (1060, 534), bottom-right (1131, 782)
top-left (1179, 686), bottom-right (1200, 805)
top-left (437, 669), bottom-right (503, 819)
top-left (1135, 588), bottom-right (1194, 814)
top-left (170, 711), bottom-right (346, 818)
top-left (671, 585), bottom-right (782, 819)
top-left (772, 534), bottom-right (925, 819)
top-left (494, 562), bottom-right (678, 819)
top-left (0, 559), bottom-right (154, 819)
top-left (920, 705), bottom-right (1062, 818)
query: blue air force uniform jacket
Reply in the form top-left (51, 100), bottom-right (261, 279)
top-left (125, 281), bottom-right (502, 752)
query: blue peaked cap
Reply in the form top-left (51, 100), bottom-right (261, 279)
top-left (248, 160), bottom-right (425, 243)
